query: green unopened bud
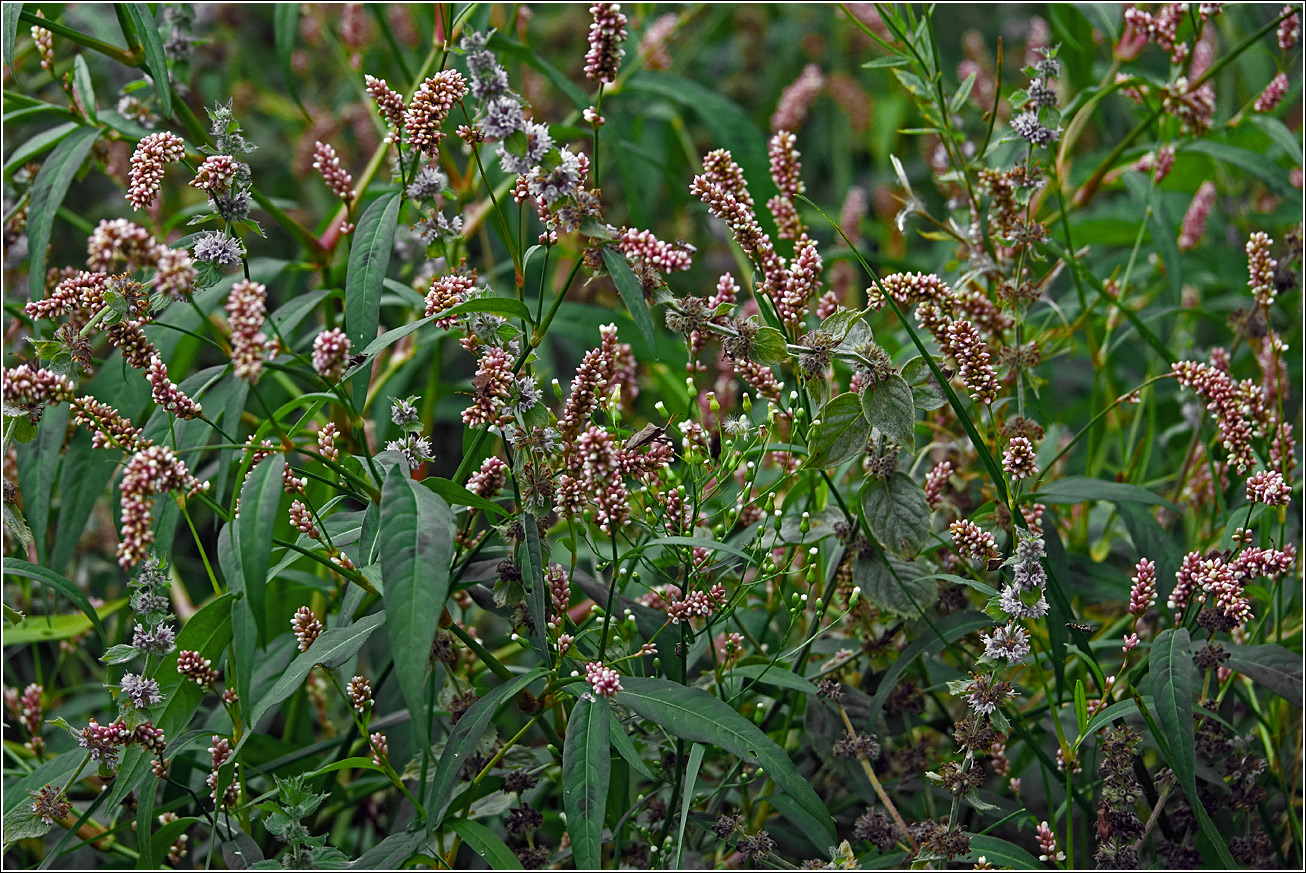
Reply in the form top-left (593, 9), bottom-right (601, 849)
top-left (806, 565), bottom-right (818, 584)
top-left (652, 657), bottom-right (661, 674)
top-left (714, 523), bottom-right (725, 538)
top-left (814, 597), bottom-right (824, 611)
top-left (655, 400), bottom-right (668, 416)
top-left (552, 378), bottom-right (563, 399)
top-left (742, 393), bottom-right (753, 414)
top-left (799, 511), bottom-right (811, 534)
top-left (849, 587), bottom-right (861, 606)
top-left (708, 392), bottom-right (720, 414)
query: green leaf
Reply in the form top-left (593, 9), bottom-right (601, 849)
top-left (1183, 139), bottom-right (1296, 196)
top-left (420, 477), bottom-right (509, 517)
top-left (752, 326), bottom-right (788, 366)
top-left (608, 719), bottom-right (656, 781)
top-left (1032, 476), bottom-right (1178, 512)
top-left (381, 466), bottom-right (454, 739)
top-left (2, 4), bottom-right (20, 68)
top-left (346, 192), bottom-right (402, 396)
top-left (26, 124), bottom-right (99, 300)
top-left (2, 805), bottom-right (52, 850)
top-left (601, 246), bottom-right (658, 359)
top-left (1, 598), bottom-right (126, 645)
top-left (563, 695), bottom-right (610, 870)
top-left (1223, 643), bottom-right (1303, 708)
top-left (250, 611), bottom-right (387, 728)
top-left (274, 4), bottom-right (308, 119)
top-left (71, 55), bottom-right (96, 122)
top-left (236, 454), bottom-right (283, 649)
top-left (100, 643), bottom-right (140, 665)
top-left (963, 835), bottom-right (1046, 870)
top-left (860, 374), bottom-right (914, 450)
top-left (3, 121), bottom-right (77, 179)
top-left (900, 355), bottom-right (946, 410)
top-left (949, 71), bottom-right (976, 115)
top-left (675, 743), bottom-right (705, 868)
top-left (730, 662), bottom-right (818, 696)
top-left (851, 552), bottom-right (936, 617)
top-left (440, 295), bottom-right (532, 323)
top-left (614, 676), bottom-right (836, 841)
top-left (859, 473), bottom-right (930, 559)
top-left (1150, 628), bottom-right (1196, 798)
top-left (308, 757), bottom-right (385, 777)
top-left (806, 393), bottom-right (870, 469)
top-left (519, 513), bottom-right (550, 661)
top-left (1073, 679), bottom-right (1088, 737)
top-left (428, 668), bottom-right (547, 825)
top-left (860, 56), bottom-right (910, 69)
top-left (121, 4), bottom-right (171, 116)
top-left (637, 535), bottom-right (753, 566)
top-left (3, 559), bottom-right (105, 641)
top-left (1073, 699), bottom-right (1142, 751)
top-left (1249, 115), bottom-right (1305, 164)
top-left (447, 819), bottom-right (521, 870)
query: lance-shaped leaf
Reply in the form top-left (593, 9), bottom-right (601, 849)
top-left (563, 695), bottom-right (610, 869)
top-left (381, 466), bottom-right (454, 739)
top-left (614, 676), bottom-right (836, 841)
top-left (346, 192), bottom-right (401, 396)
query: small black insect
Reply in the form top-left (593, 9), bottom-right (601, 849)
top-left (347, 353), bottom-right (368, 368)
top-left (1065, 621), bottom-right (1094, 633)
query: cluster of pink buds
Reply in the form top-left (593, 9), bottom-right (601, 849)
top-left (1279, 5), bottom-right (1301, 50)
top-left (311, 327), bottom-right (351, 382)
top-left (225, 279), bottom-right (270, 383)
top-left (405, 71), bottom-right (468, 156)
top-left (79, 718), bottom-right (132, 766)
top-left (87, 216), bottom-right (158, 270)
top-left (467, 456), bottom-right (508, 498)
top-left (546, 564), bottom-right (571, 626)
top-left (1246, 469), bottom-right (1290, 506)
top-left (31, 13), bottom-right (53, 71)
top-left (1002, 436), bottom-right (1039, 480)
top-left (178, 650), bottom-right (221, 688)
top-left (154, 246), bottom-right (198, 300)
top-left (1245, 231), bottom-right (1278, 309)
top-left (919, 305), bottom-right (1000, 404)
top-left (190, 155), bottom-right (239, 190)
top-left (146, 355), bottom-right (204, 419)
top-left (118, 446), bottom-right (208, 567)
top-left (950, 519), bottom-right (998, 563)
top-left (312, 141), bottom-right (353, 199)
top-left (317, 422), bottom-right (340, 462)
top-left (771, 63), bottom-right (824, 133)
top-left (924, 460), bottom-right (954, 510)
top-left (584, 661), bottom-right (623, 697)
top-left (26, 271), bottom-right (107, 322)
top-left (665, 583), bottom-right (727, 625)
top-left (1035, 821), bottom-right (1063, 863)
top-left (1254, 72), bottom-right (1289, 113)
top-left (369, 732), bottom-right (389, 766)
top-left (559, 324), bottom-right (621, 441)
top-left (423, 272), bottom-right (478, 327)
top-left (347, 676), bottom-right (372, 713)
top-left (583, 3), bottom-right (628, 84)
top-left (127, 132), bottom-right (186, 209)
top-left (206, 736), bottom-right (239, 808)
top-left (364, 75), bottom-right (407, 131)
top-left (292, 606), bottom-right (323, 652)
top-left (767, 131), bottom-right (806, 239)
top-left (4, 684), bottom-right (45, 755)
top-left (1128, 558), bottom-right (1157, 617)
top-left (3, 364), bottom-right (75, 415)
top-left (1171, 358), bottom-right (1268, 474)
top-left (617, 227), bottom-right (695, 274)
top-left (462, 346), bottom-right (514, 428)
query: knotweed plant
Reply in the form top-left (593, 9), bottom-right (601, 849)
top-left (2, 4), bottom-right (1301, 871)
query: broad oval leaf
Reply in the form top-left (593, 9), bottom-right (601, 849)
top-left (563, 695), bottom-right (610, 870)
top-left (250, 611), bottom-right (386, 729)
top-left (27, 125), bottom-right (99, 299)
top-left (861, 375), bottom-right (914, 450)
top-left (381, 466), bottom-right (455, 739)
top-left (752, 326), bottom-right (788, 366)
top-left (346, 192), bottom-right (402, 394)
top-left (900, 356), bottom-right (946, 410)
top-left (805, 393), bottom-right (870, 469)
top-left (851, 552), bottom-right (938, 618)
top-left (428, 668), bottom-right (548, 826)
top-left (614, 676), bottom-right (836, 841)
top-left (859, 472), bottom-right (930, 559)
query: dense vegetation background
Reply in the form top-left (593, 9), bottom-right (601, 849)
top-left (2, 3), bottom-right (1302, 870)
